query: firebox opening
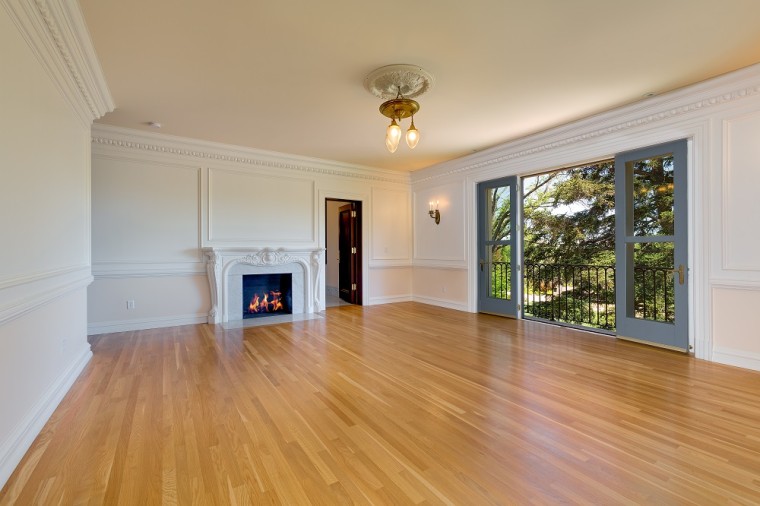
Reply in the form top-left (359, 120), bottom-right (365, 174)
top-left (242, 273), bottom-right (293, 319)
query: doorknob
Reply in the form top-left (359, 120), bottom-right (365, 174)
top-left (672, 264), bottom-right (685, 285)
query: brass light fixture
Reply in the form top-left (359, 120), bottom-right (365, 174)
top-left (380, 88), bottom-right (420, 153)
top-left (364, 65), bottom-right (434, 153)
top-left (428, 200), bottom-right (441, 224)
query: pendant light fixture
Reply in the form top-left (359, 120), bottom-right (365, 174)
top-left (364, 65), bottom-right (434, 153)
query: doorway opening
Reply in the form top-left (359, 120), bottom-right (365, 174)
top-left (325, 199), bottom-right (362, 307)
top-left (478, 139), bottom-right (689, 351)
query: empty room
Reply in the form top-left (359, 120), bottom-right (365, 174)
top-left (2, 0), bottom-right (760, 503)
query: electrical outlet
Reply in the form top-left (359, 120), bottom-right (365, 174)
top-left (126, 299), bottom-right (136, 310)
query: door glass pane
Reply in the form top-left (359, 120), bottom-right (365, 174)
top-left (487, 186), bottom-right (511, 241)
top-left (633, 242), bottom-right (675, 323)
top-left (629, 154), bottom-right (674, 236)
top-left (488, 244), bottom-right (511, 300)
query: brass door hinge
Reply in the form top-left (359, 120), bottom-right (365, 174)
top-left (351, 283), bottom-right (357, 291)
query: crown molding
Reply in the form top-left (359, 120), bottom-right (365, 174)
top-left (91, 124), bottom-right (411, 185)
top-left (412, 64), bottom-right (760, 184)
top-left (1, 0), bottom-right (114, 125)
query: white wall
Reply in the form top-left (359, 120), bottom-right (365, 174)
top-left (89, 126), bottom-right (413, 332)
top-left (412, 64), bottom-right (760, 372)
top-left (0, 0), bottom-right (112, 489)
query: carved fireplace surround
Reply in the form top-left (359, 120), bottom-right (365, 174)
top-left (203, 247), bottom-right (324, 324)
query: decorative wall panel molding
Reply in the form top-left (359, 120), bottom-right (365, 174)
top-left (371, 187), bottom-right (411, 261)
top-left (0, 0), bottom-right (113, 124)
top-left (92, 125), bottom-right (410, 185)
top-left (92, 262), bottom-right (207, 279)
top-left (710, 278), bottom-right (760, 290)
top-left (369, 261), bottom-right (414, 269)
top-left (413, 181), bottom-right (467, 262)
top-left (411, 261), bottom-right (468, 270)
top-left (721, 114), bottom-right (760, 272)
top-left (92, 158), bottom-right (202, 264)
top-left (207, 168), bottom-right (315, 244)
top-left (0, 266), bottom-right (92, 325)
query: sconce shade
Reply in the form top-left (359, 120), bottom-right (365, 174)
top-left (406, 117), bottom-right (420, 149)
top-left (428, 200), bottom-right (441, 224)
top-left (386, 119), bottom-right (401, 153)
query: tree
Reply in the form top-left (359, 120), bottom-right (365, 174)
top-left (486, 157), bottom-right (676, 328)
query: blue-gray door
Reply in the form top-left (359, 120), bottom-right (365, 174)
top-left (478, 176), bottom-right (519, 317)
top-left (614, 140), bottom-right (688, 351)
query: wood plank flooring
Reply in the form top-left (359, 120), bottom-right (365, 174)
top-left (2, 302), bottom-right (760, 504)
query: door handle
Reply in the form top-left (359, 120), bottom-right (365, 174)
top-left (672, 264), bottom-right (685, 285)
top-left (479, 260), bottom-right (485, 272)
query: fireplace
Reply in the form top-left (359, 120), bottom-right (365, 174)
top-left (242, 273), bottom-right (292, 318)
top-left (203, 247), bottom-right (324, 324)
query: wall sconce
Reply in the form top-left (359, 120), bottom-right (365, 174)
top-left (428, 200), bottom-right (441, 225)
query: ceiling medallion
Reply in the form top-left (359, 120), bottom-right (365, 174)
top-left (364, 65), bottom-right (434, 153)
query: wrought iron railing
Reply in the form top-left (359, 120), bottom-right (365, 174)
top-left (633, 266), bottom-right (675, 323)
top-left (490, 261), bottom-right (512, 299)
top-left (488, 261), bottom-right (676, 331)
top-left (523, 263), bottom-right (616, 330)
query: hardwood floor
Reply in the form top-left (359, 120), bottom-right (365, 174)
top-left (2, 302), bottom-right (760, 504)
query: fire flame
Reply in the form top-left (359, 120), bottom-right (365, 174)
top-left (248, 291), bottom-right (284, 314)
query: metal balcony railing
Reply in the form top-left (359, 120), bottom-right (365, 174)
top-left (523, 263), bottom-right (616, 330)
top-left (488, 261), bottom-right (675, 331)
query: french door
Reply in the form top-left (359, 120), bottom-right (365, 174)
top-left (477, 176), bottom-right (519, 317)
top-left (614, 140), bottom-right (688, 351)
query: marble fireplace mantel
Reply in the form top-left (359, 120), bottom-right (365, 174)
top-left (202, 247), bottom-right (324, 324)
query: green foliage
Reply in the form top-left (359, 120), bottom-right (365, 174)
top-left (487, 157), bottom-right (677, 329)
top-left (522, 161), bottom-right (615, 267)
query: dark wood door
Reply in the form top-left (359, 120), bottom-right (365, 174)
top-left (338, 203), bottom-right (362, 304)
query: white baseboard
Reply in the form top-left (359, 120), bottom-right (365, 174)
top-left (88, 313), bottom-right (208, 335)
top-left (0, 345), bottom-right (92, 490)
top-left (412, 295), bottom-right (469, 312)
top-left (712, 347), bottom-right (760, 372)
top-left (365, 295), bottom-right (413, 305)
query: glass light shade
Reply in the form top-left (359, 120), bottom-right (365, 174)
top-left (386, 119), bottom-right (401, 153)
top-left (406, 119), bottom-right (420, 149)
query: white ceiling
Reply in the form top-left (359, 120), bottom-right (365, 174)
top-left (80, 0), bottom-right (760, 172)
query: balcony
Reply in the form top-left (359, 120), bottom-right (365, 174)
top-left (490, 262), bottom-right (676, 331)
